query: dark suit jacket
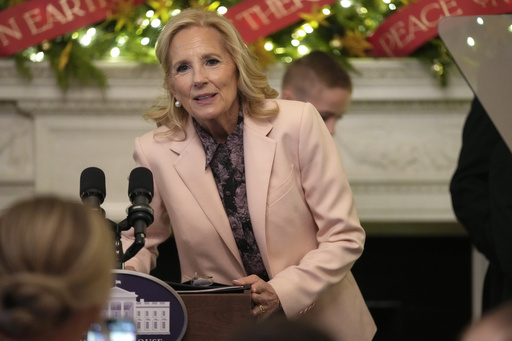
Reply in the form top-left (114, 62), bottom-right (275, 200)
top-left (450, 97), bottom-right (512, 311)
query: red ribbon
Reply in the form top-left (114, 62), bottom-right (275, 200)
top-left (367, 0), bottom-right (512, 57)
top-left (0, 0), bottom-right (146, 57)
top-left (224, 0), bottom-right (338, 44)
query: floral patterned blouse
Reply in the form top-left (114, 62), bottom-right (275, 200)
top-left (193, 110), bottom-right (269, 281)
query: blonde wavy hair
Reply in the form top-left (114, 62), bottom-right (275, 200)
top-left (146, 7), bottom-right (279, 139)
top-left (0, 195), bottom-right (115, 339)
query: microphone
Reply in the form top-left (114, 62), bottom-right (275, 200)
top-left (123, 167), bottom-right (154, 262)
top-left (79, 167), bottom-right (106, 216)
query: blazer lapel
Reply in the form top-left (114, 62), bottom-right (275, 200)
top-left (244, 114), bottom-right (276, 272)
top-left (170, 120), bottom-right (242, 264)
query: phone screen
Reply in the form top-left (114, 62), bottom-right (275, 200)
top-left (87, 318), bottom-right (136, 341)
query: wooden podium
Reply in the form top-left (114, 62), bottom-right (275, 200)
top-left (110, 270), bottom-right (253, 341)
top-left (179, 290), bottom-right (253, 341)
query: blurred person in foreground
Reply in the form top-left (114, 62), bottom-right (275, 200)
top-left (121, 8), bottom-right (375, 341)
top-left (0, 195), bottom-right (116, 341)
top-left (281, 50), bottom-right (353, 135)
top-left (460, 301), bottom-right (512, 341)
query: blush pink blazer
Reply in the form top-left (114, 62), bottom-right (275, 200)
top-left (122, 99), bottom-right (376, 340)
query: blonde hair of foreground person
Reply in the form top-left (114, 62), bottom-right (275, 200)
top-left (0, 195), bottom-right (116, 341)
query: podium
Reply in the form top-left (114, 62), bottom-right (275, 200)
top-left (108, 270), bottom-right (252, 341)
top-left (180, 290), bottom-right (252, 341)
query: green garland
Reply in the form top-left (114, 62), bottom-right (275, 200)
top-left (0, 0), bottom-right (455, 91)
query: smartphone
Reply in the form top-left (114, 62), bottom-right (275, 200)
top-left (87, 318), bottom-right (136, 341)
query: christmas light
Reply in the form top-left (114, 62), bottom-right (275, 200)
top-left (111, 47), bottom-right (121, 58)
top-left (30, 52), bottom-right (44, 62)
top-left (340, 0), bottom-right (351, 8)
top-left (264, 42), bottom-right (274, 51)
top-left (303, 24), bottom-right (314, 34)
top-left (298, 45), bottom-right (309, 55)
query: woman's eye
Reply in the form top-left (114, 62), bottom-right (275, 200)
top-left (206, 59), bottom-right (219, 66)
top-left (176, 64), bottom-right (189, 73)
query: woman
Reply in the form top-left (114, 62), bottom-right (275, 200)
top-left (122, 8), bottom-right (376, 340)
top-left (0, 196), bottom-right (116, 341)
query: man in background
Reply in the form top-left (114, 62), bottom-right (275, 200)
top-left (281, 51), bottom-right (353, 136)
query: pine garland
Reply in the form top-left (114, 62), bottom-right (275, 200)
top-left (0, 0), bottom-right (455, 91)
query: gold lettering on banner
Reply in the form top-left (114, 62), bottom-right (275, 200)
top-left (235, 5), bottom-right (270, 30)
top-left (46, 4), bottom-right (71, 30)
top-left (0, 18), bottom-right (22, 45)
top-left (83, 0), bottom-right (108, 11)
top-left (60, 0), bottom-right (87, 19)
top-left (235, 0), bottom-right (305, 31)
top-left (266, 0), bottom-right (304, 18)
top-left (378, 0), bottom-right (463, 56)
top-left (23, 8), bottom-right (46, 35)
top-left (472, 0), bottom-right (505, 8)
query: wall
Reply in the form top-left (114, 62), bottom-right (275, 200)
top-left (0, 58), bottom-right (473, 222)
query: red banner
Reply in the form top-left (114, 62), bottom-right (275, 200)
top-left (0, 0), bottom-right (146, 57)
top-left (368, 0), bottom-right (512, 57)
top-left (224, 0), bottom-right (337, 45)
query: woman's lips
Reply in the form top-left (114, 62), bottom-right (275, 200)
top-left (194, 93), bottom-right (216, 102)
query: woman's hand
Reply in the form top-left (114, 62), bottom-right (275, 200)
top-left (233, 275), bottom-right (281, 320)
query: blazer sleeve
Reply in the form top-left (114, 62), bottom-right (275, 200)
top-left (121, 135), bottom-right (172, 274)
top-left (268, 102), bottom-right (366, 316)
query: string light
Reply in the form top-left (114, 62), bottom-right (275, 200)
top-left (111, 47), bottom-right (120, 58)
top-left (296, 29), bottom-right (306, 38)
top-left (303, 24), bottom-right (314, 34)
top-left (298, 45), bottom-right (309, 55)
top-left (340, 0), bottom-right (351, 8)
top-left (30, 51), bottom-right (44, 62)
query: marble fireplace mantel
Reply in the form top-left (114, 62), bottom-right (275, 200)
top-left (0, 58), bottom-right (474, 226)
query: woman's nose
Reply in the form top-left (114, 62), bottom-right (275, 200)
top-left (193, 68), bottom-right (207, 85)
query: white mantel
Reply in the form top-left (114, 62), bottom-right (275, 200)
top-left (0, 58), bottom-right (474, 226)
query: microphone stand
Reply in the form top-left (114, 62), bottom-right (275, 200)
top-left (109, 218), bottom-right (126, 269)
top-left (108, 217), bottom-right (145, 269)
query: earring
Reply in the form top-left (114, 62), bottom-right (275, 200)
top-left (175, 100), bottom-right (181, 108)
